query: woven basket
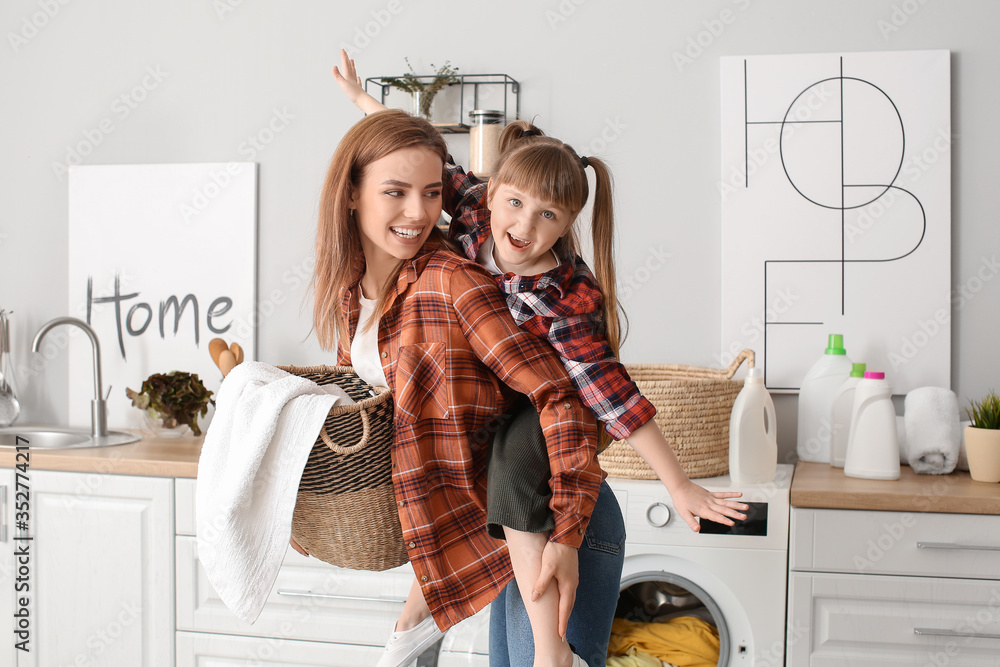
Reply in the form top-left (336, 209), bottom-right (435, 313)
top-left (277, 365), bottom-right (406, 571)
top-left (599, 350), bottom-right (754, 480)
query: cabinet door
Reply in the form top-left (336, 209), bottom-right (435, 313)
top-left (0, 468), bottom-right (20, 666)
top-left (19, 470), bottom-right (174, 667)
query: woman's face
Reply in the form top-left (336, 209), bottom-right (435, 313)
top-left (351, 145), bottom-right (444, 272)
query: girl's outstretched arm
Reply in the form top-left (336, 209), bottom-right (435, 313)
top-left (332, 49), bottom-right (386, 115)
top-left (626, 420), bottom-right (748, 530)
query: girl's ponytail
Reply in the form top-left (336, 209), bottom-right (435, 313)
top-left (497, 119), bottom-right (545, 156)
top-left (585, 156), bottom-right (626, 357)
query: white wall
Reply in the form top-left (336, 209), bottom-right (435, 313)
top-left (2, 0), bottom-right (997, 463)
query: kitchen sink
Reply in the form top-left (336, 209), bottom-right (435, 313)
top-left (0, 426), bottom-right (141, 449)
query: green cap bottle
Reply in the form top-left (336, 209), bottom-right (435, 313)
top-left (850, 362), bottom-right (866, 378)
top-left (825, 334), bottom-right (847, 355)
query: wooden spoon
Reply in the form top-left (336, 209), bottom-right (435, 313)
top-left (230, 342), bottom-right (244, 365)
top-left (209, 338), bottom-right (229, 369)
top-left (218, 350), bottom-right (237, 377)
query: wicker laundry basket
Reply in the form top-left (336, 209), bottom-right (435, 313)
top-left (277, 365), bottom-right (405, 571)
top-left (599, 350), bottom-right (754, 480)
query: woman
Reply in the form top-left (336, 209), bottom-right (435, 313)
top-left (312, 108), bottom-right (624, 667)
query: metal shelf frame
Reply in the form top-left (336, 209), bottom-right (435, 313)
top-left (364, 73), bottom-right (520, 133)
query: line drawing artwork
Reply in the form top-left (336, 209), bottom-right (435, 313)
top-left (720, 50), bottom-right (951, 393)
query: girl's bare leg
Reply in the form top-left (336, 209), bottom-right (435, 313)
top-left (505, 528), bottom-right (577, 667)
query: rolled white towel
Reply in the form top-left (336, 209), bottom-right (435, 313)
top-left (904, 387), bottom-right (961, 475)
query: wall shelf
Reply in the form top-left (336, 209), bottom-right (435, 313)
top-left (365, 73), bottom-right (520, 134)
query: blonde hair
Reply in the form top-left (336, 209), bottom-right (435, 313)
top-left (490, 120), bottom-right (625, 355)
top-left (313, 109), bottom-right (448, 349)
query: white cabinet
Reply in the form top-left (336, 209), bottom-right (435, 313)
top-left (174, 477), bottom-right (491, 664)
top-left (8, 469), bottom-right (175, 667)
top-left (788, 507), bottom-right (1000, 665)
top-left (0, 468), bottom-right (19, 667)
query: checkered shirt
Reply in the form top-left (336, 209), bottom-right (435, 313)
top-left (337, 240), bottom-right (603, 630)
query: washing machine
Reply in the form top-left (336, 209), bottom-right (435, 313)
top-left (606, 463), bottom-right (793, 667)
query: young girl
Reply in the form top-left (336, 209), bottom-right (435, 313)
top-left (333, 52), bottom-right (747, 667)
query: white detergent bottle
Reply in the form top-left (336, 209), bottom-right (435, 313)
top-left (729, 367), bottom-right (778, 484)
top-left (829, 362), bottom-right (867, 468)
top-left (797, 334), bottom-right (853, 462)
top-left (844, 371), bottom-right (900, 480)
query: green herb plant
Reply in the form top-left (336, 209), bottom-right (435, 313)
top-left (126, 371), bottom-right (214, 436)
top-left (381, 58), bottom-right (460, 120)
top-left (967, 389), bottom-right (1000, 430)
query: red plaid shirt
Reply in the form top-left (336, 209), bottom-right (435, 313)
top-left (445, 162), bottom-right (656, 441)
top-left (337, 240), bottom-right (603, 630)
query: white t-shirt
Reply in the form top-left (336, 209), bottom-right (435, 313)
top-left (350, 292), bottom-right (388, 389)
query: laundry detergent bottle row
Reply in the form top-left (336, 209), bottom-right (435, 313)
top-left (729, 367), bottom-right (778, 484)
top-left (796, 334), bottom-right (853, 462)
top-left (829, 362), bottom-right (867, 468)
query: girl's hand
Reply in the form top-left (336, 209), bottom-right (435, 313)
top-left (333, 49), bottom-right (386, 115)
top-left (669, 480), bottom-right (747, 532)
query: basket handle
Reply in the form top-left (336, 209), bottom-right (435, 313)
top-left (724, 349), bottom-right (755, 379)
top-left (318, 406), bottom-right (373, 455)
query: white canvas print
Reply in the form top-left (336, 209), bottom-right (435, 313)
top-left (721, 50), bottom-right (951, 393)
top-left (68, 163), bottom-right (257, 430)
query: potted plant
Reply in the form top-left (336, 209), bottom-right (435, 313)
top-left (126, 371), bottom-right (214, 437)
top-left (381, 58), bottom-right (459, 121)
top-left (965, 389), bottom-right (1000, 482)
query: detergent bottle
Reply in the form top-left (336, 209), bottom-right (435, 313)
top-left (829, 362), bottom-right (867, 468)
top-left (844, 371), bottom-right (900, 480)
top-left (796, 334), bottom-right (853, 462)
top-left (729, 367), bottom-right (778, 484)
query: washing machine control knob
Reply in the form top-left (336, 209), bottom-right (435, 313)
top-left (645, 501), bottom-right (671, 527)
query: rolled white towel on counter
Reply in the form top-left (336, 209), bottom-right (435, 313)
top-left (904, 387), bottom-right (961, 475)
top-left (896, 415), bottom-right (908, 464)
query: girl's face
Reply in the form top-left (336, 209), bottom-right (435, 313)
top-left (351, 146), bottom-right (443, 273)
top-left (487, 182), bottom-right (574, 276)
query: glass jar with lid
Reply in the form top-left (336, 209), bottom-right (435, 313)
top-left (468, 110), bottom-right (505, 177)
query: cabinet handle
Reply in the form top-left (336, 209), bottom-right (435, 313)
top-left (914, 627), bottom-right (1000, 640)
top-left (916, 541), bottom-right (1000, 552)
top-left (277, 589), bottom-right (407, 604)
top-left (0, 485), bottom-right (6, 542)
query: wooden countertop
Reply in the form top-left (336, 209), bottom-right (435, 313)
top-left (791, 461), bottom-right (1000, 515)
top-left (0, 431), bottom-right (202, 478)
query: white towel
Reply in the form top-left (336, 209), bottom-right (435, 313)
top-left (904, 387), bottom-right (961, 475)
top-left (196, 361), bottom-right (353, 623)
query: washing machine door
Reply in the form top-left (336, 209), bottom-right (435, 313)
top-left (618, 553), bottom-right (757, 666)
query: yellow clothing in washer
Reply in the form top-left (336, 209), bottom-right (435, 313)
top-left (607, 616), bottom-right (719, 667)
top-left (605, 646), bottom-right (666, 666)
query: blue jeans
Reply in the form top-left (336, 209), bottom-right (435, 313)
top-left (489, 480), bottom-right (626, 666)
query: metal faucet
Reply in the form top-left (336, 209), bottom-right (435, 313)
top-left (32, 317), bottom-right (109, 438)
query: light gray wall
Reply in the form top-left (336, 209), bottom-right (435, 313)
top-left (2, 0), bottom-right (997, 463)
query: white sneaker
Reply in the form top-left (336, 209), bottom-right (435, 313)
top-left (374, 615), bottom-right (444, 667)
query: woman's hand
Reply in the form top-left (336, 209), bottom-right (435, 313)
top-left (530, 540), bottom-right (579, 639)
top-left (670, 479), bottom-right (747, 532)
top-left (333, 49), bottom-right (386, 115)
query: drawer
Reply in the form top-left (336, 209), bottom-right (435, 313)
top-left (176, 630), bottom-right (384, 666)
top-left (791, 508), bottom-right (1000, 578)
top-left (788, 571), bottom-right (1000, 666)
top-left (176, 535), bottom-right (412, 645)
top-left (176, 535), bottom-right (493, 654)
